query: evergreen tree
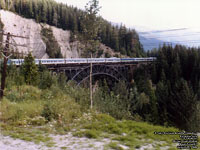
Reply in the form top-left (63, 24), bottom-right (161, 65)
top-left (81, 0), bottom-right (102, 56)
top-left (170, 79), bottom-right (197, 130)
top-left (21, 53), bottom-right (39, 85)
top-left (156, 81), bottom-right (170, 126)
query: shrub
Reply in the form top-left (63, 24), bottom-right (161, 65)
top-left (39, 70), bottom-right (57, 89)
top-left (5, 85), bottom-right (41, 102)
top-left (94, 87), bottom-right (132, 119)
top-left (0, 98), bottom-right (43, 123)
top-left (41, 88), bottom-right (81, 124)
top-left (64, 82), bottom-right (90, 111)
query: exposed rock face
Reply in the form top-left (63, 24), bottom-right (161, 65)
top-left (51, 26), bottom-right (80, 58)
top-left (0, 10), bottom-right (46, 58)
top-left (0, 10), bottom-right (122, 59)
top-left (0, 10), bottom-right (81, 58)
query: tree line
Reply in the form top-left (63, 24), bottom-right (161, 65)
top-left (132, 44), bottom-right (200, 131)
top-left (0, 0), bottom-right (144, 57)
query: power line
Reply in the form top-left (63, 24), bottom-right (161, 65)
top-left (0, 32), bottom-right (30, 100)
top-left (1, 32), bottom-right (29, 39)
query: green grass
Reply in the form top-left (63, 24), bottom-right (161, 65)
top-left (1, 85), bottom-right (81, 127)
top-left (108, 142), bottom-right (124, 150)
top-left (73, 113), bottom-right (181, 149)
top-left (0, 123), bottom-right (52, 145)
top-left (73, 129), bottom-right (100, 139)
top-left (0, 85), bottom-right (197, 150)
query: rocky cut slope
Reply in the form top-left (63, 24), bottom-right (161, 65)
top-left (0, 10), bottom-right (123, 59)
top-left (0, 10), bottom-right (81, 58)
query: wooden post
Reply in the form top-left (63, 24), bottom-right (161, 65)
top-left (0, 32), bottom-right (29, 100)
top-left (90, 54), bottom-right (93, 109)
top-left (0, 32), bottom-right (10, 99)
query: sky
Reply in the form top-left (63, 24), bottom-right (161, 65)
top-left (55, 0), bottom-right (200, 31)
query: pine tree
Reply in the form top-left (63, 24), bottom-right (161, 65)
top-left (156, 81), bottom-right (170, 125)
top-left (170, 79), bottom-right (197, 130)
top-left (21, 53), bottom-right (39, 85)
top-left (52, 8), bottom-right (58, 26)
top-left (81, 0), bottom-right (102, 56)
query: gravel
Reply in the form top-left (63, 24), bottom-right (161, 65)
top-left (0, 132), bottom-right (111, 150)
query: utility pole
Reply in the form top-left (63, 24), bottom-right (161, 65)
top-left (0, 32), bottom-right (29, 100)
top-left (90, 53), bottom-right (93, 109)
top-left (0, 32), bottom-right (10, 99)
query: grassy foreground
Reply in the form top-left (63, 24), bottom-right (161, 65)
top-left (0, 85), bottom-right (199, 150)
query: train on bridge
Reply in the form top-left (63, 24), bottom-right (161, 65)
top-left (7, 57), bottom-right (156, 66)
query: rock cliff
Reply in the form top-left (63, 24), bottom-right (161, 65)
top-left (0, 10), bottom-right (82, 58)
top-left (0, 10), bottom-right (121, 59)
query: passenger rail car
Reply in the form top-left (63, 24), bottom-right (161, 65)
top-left (7, 57), bottom-right (156, 66)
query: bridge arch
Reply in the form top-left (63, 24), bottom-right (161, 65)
top-left (71, 64), bottom-right (127, 85)
top-left (77, 73), bottom-right (120, 86)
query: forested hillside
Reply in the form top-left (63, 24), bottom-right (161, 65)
top-left (132, 45), bottom-right (200, 131)
top-left (0, 0), bottom-right (144, 57)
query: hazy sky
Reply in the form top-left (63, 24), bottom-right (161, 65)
top-left (55, 0), bottom-right (200, 30)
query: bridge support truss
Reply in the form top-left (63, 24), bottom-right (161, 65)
top-left (48, 62), bottom-right (139, 86)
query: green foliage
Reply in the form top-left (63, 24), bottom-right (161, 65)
top-left (6, 64), bottom-right (24, 89)
top-left (81, 0), bottom-right (101, 41)
top-left (63, 82), bottom-right (90, 111)
top-left (105, 52), bottom-right (111, 58)
top-left (141, 44), bottom-right (200, 131)
top-left (0, 82), bottom-right (81, 127)
top-left (38, 70), bottom-right (57, 89)
top-left (41, 27), bottom-right (62, 58)
top-left (21, 53), bottom-right (39, 85)
top-left (170, 79), bottom-right (197, 130)
top-left (73, 130), bottom-right (99, 139)
top-left (1, 124), bottom-right (53, 145)
top-left (0, 98), bottom-right (43, 123)
top-left (41, 86), bottom-right (81, 124)
top-left (73, 113), bottom-right (179, 148)
top-left (5, 85), bottom-right (41, 102)
top-left (80, 0), bottom-right (102, 56)
top-left (108, 142), bottom-right (124, 150)
top-left (94, 82), bottom-right (132, 119)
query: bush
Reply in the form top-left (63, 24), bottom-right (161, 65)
top-left (39, 70), bottom-right (57, 89)
top-left (41, 87), bottom-right (81, 124)
top-left (63, 82), bottom-right (90, 111)
top-left (1, 85), bottom-right (82, 127)
top-left (5, 85), bottom-right (41, 102)
top-left (0, 98), bottom-right (43, 123)
top-left (94, 87), bottom-right (132, 119)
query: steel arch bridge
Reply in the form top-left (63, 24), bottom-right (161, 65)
top-left (47, 61), bottom-right (151, 85)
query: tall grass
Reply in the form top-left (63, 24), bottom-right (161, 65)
top-left (0, 85), bottom-right (81, 127)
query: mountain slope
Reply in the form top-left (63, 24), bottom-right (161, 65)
top-left (0, 0), bottom-right (144, 57)
top-left (0, 10), bottom-right (124, 58)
